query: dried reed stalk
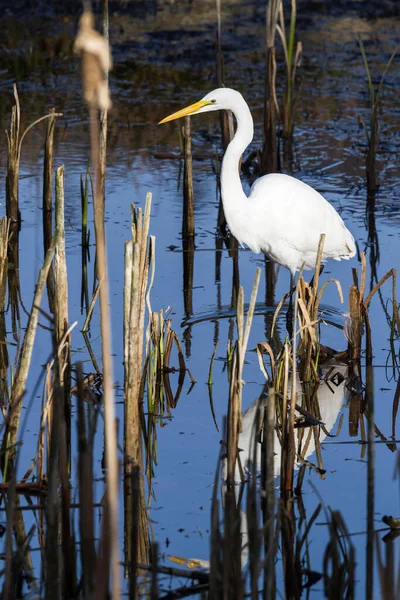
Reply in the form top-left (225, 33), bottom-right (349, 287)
top-left (74, 7), bottom-right (118, 596)
top-left (280, 498), bottom-right (299, 599)
top-left (54, 167), bottom-right (74, 596)
top-left (183, 236), bottom-right (195, 316)
top-left (129, 465), bottom-right (140, 598)
top-left (215, 0), bottom-right (234, 152)
top-left (261, 0), bottom-right (280, 174)
top-left (276, 0), bottom-right (302, 138)
top-left (262, 385), bottom-right (276, 598)
top-left (346, 253), bottom-right (400, 361)
top-left (76, 362), bottom-right (97, 595)
top-left (223, 482), bottom-right (243, 597)
top-left (322, 510), bottom-right (355, 598)
top-left (6, 84), bottom-right (62, 223)
top-left (99, 0), bottom-right (110, 204)
top-left (54, 165), bottom-right (72, 463)
top-left (2, 234), bottom-right (58, 479)
top-left (123, 195), bottom-right (153, 573)
top-left (0, 218), bottom-right (10, 406)
top-left (42, 108), bottom-right (57, 313)
top-left (376, 536), bottom-right (400, 600)
top-left (366, 360), bottom-right (375, 600)
top-left (226, 268), bottom-right (261, 483)
top-left (183, 116), bottom-right (194, 238)
top-left (6, 84), bottom-right (21, 223)
top-left (358, 38), bottom-right (398, 192)
top-left (43, 108), bottom-right (56, 214)
top-left (80, 166), bottom-right (91, 316)
top-left (124, 195), bottom-right (153, 465)
top-left (45, 353), bottom-right (61, 599)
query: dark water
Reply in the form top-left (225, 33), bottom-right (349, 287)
top-left (0, 0), bottom-right (400, 597)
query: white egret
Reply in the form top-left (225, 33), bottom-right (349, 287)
top-left (159, 87), bottom-right (356, 277)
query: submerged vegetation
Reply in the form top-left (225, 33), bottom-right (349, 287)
top-left (0, 0), bottom-right (399, 598)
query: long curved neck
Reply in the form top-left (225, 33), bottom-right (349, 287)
top-left (220, 100), bottom-right (254, 235)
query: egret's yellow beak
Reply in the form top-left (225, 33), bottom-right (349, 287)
top-left (158, 100), bottom-right (211, 124)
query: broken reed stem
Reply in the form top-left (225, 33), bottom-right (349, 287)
top-left (183, 116), bottom-right (194, 238)
top-left (6, 84), bottom-right (63, 223)
top-left (54, 166), bottom-right (70, 381)
top-left (124, 194), bottom-right (153, 571)
top-left (124, 194), bottom-right (153, 466)
top-left (43, 108), bottom-right (57, 214)
top-left (54, 165), bottom-right (72, 479)
top-left (6, 84), bottom-right (21, 222)
top-left (2, 234), bottom-right (58, 478)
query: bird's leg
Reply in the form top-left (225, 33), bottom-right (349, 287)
top-left (286, 272), bottom-right (296, 339)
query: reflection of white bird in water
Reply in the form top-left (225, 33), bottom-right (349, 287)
top-left (236, 361), bottom-right (349, 480)
top-left (159, 88), bottom-right (356, 277)
top-left (226, 362), bottom-right (349, 570)
top-left (189, 362), bottom-right (349, 570)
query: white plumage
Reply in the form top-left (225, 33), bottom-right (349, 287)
top-left (160, 87), bottom-right (356, 275)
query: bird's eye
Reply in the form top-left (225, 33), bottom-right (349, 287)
top-left (210, 99), bottom-right (216, 104)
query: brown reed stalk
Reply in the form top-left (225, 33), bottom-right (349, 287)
top-left (42, 108), bottom-right (57, 313)
top-left (215, 0), bottom-right (234, 233)
top-left (124, 195), bottom-right (153, 465)
top-left (376, 535), bottom-right (400, 600)
top-left (76, 362), bottom-right (97, 595)
top-left (323, 510), bottom-right (355, 598)
top-left (276, 0), bottom-right (302, 139)
top-left (99, 0), bottom-right (110, 204)
top-left (45, 355), bottom-right (61, 599)
top-left (246, 408), bottom-right (264, 600)
top-left (366, 358), bottom-right (375, 600)
top-left (215, 0), bottom-right (234, 151)
top-left (226, 268), bottom-right (261, 483)
top-left (358, 38), bottom-right (398, 192)
top-left (261, 0), bottom-right (280, 174)
top-left (0, 218), bottom-right (10, 406)
top-left (6, 84), bottom-right (21, 223)
top-left (183, 235), bottom-right (195, 317)
top-left (129, 465), bottom-right (140, 599)
top-left (124, 195), bottom-right (153, 574)
top-left (43, 108), bottom-right (56, 215)
top-left (223, 481), bottom-right (243, 597)
top-left (6, 84), bottom-right (62, 223)
top-left (280, 498), bottom-right (300, 599)
top-left (183, 116), bottom-right (194, 238)
top-left (261, 385), bottom-right (276, 598)
top-left (74, 6), bottom-right (118, 595)
top-left (1, 234), bottom-right (58, 480)
top-left (210, 444), bottom-right (223, 598)
top-left (346, 253), bottom-right (400, 362)
top-left (54, 165), bottom-right (72, 469)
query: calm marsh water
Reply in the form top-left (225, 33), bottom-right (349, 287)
top-left (1, 0), bottom-right (400, 597)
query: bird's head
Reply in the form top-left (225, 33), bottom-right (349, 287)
top-left (158, 88), bottom-right (242, 124)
